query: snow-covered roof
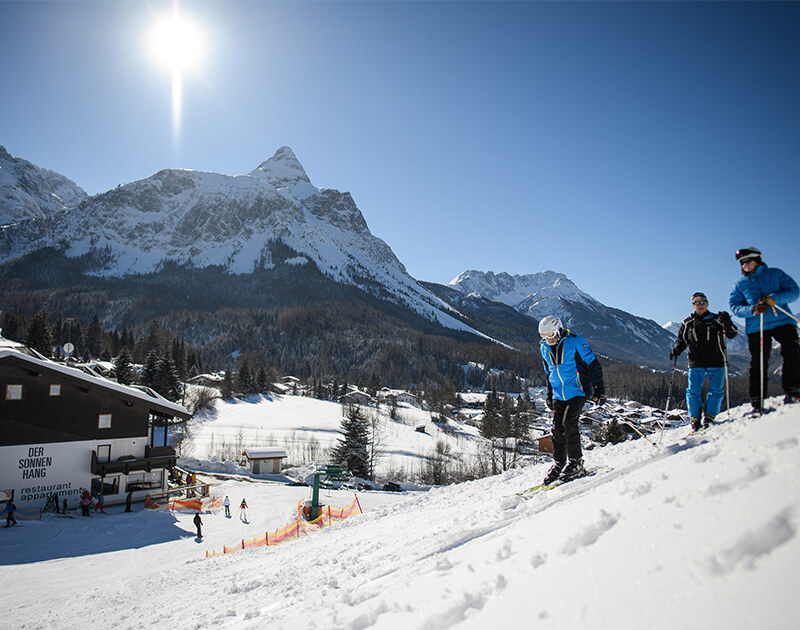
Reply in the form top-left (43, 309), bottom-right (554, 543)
top-left (242, 447), bottom-right (287, 460)
top-left (0, 336), bottom-right (190, 418)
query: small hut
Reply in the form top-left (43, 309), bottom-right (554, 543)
top-left (241, 447), bottom-right (287, 475)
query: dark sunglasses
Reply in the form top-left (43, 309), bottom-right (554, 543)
top-left (692, 300), bottom-right (708, 306)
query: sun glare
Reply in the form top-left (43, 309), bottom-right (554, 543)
top-left (148, 13), bottom-right (203, 72)
top-left (147, 5), bottom-right (205, 138)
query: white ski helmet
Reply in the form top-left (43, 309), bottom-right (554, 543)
top-left (538, 315), bottom-right (563, 339)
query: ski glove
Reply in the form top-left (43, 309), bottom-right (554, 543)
top-left (766, 296), bottom-right (776, 307)
top-left (754, 299), bottom-right (769, 314)
top-left (545, 397), bottom-right (553, 410)
top-left (668, 347), bottom-right (680, 360)
top-left (591, 389), bottom-right (606, 406)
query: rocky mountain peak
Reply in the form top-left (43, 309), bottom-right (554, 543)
top-left (248, 146), bottom-right (314, 195)
top-left (0, 145), bottom-right (88, 224)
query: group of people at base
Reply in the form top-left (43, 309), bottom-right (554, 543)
top-left (537, 246), bottom-right (799, 487)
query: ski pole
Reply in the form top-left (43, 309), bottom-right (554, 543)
top-left (771, 302), bottom-right (800, 325)
top-left (717, 333), bottom-right (731, 422)
top-left (660, 357), bottom-right (677, 444)
top-left (623, 419), bottom-right (658, 448)
top-left (760, 310), bottom-right (765, 414)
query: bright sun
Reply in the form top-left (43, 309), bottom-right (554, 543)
top-left (147, 7), bottom-right (204, 134)
top-left (148, 11), bottom-right (203, 72)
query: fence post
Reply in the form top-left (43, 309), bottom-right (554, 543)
top-left (265, 532), bottom-right (269, 546)
top-left (354, 493), bottom-right (363, 514)
top-left (241, 539), bottom-right (245, 550)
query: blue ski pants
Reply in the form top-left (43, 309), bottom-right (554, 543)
top-left (686, 367), bottom-right (725, 419)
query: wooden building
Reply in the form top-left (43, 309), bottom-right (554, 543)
top-left (0, 337), bottom-right (190, 509)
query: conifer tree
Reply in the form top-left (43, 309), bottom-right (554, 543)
top-left (85, 315), bottom-right (103, 358)
top-left (332, 405), bottom-right (370, 479)
top-left (25, 311), bottom-right (52, 358)
top-left (114, 348), bottom-right (135, 385)
top-left (481, 389), bottom-right (500, 438)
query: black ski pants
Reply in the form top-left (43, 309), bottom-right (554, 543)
top-left (747, 324), bottom-right (800, 399)
top-left (551, 396), bottom-right (586, 463)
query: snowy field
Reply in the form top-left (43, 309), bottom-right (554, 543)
top-left (2, 398), bottom-right (799, 629)
top-left (181, 393), bottom-right (489, 483)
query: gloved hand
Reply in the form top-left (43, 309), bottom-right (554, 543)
top-left (592, 389), bottom-right (606, 406)
top-left (766, 296), bottom-right (776, 307)
top-left (669, 348), bottom-right (679, 361)
top-left (545, 397), bottom-right (553, 410)
top-left (718, 311), bottom-right (732, 325)
top-left (754, 299), bottom-right (769, 314)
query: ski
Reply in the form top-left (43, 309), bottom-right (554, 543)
top-left (518, 470), bottom-right (597, 497)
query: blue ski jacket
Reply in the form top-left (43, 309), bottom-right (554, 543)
top-left (729, 264), bottom-right (799, 334)
top-left (540, 331), bottom-right (604, 401)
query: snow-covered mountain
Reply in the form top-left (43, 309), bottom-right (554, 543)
top-left (0, 145), bottom-right (87, 224)
top-left (0, 147), bottom-right (475, 335)
top-left (448, 270), bottom-right (676, 365)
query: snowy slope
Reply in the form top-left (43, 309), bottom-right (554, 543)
top-left (0, 145), bottom-right (87, 224)
top-left (2, 399), bottom-right (799, 629)
top-left (181, 393), bottom-right (485, 481)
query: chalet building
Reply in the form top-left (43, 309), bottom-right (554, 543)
top-left (0, 337), bottom-right (190, 509)
top-left (241, 447), bottom-right (288, 475)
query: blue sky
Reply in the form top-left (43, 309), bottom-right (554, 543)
top-left (1, 1), bottom-right (798, 327)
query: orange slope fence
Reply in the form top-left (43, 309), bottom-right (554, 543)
top-left (205, 494), bottom-right (363, 559)
top-left (145, 495), bottom-right (222, 513)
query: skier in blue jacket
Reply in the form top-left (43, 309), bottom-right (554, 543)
top-left (539, 315), bottom-right (605, 484)
top-left (729, 247), bottom-right (800, 410)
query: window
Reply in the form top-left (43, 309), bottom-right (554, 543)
top-left (5, 385), bottom-right (23, 400)
top-left (98, 414), bottom-right (112, 429)
top-left (49, 384), bottom-right (61, 396)
top-left (91, 476), bottom-right (119, 496)
top-left (126, 471), bottom-right (163, 492)
top-left (97, 445), bottom-right (111, 463)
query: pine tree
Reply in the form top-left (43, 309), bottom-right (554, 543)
top-left (142, 351), bottom-right (159, 390)
top-left (85, 315), bottom-right (103, 358)
top-left (25, 311), bottom-right (52, 358)
top-left (114, 348), bottom-right (135, 385)
top-left (481, 389), bottom-right (500, 438)
top-left (332, 405), bottom-right (370, 479)
top-left (156, 355), bottom-right (183, 401)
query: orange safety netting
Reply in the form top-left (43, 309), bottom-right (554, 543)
top-left (146, 495), bottom-right (222, 513)
top-left (205, 494), bottom-right (363, 559)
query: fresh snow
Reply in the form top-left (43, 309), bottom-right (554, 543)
top-left (2, 398), bottom-right (799, 629)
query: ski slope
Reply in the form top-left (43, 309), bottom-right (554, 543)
top-left (2, 399), bottom-right (799, 629)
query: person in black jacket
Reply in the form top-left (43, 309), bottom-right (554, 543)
top-left (670, 292), bottom-right (738, 430)
top-left (193, 511), bottom-right (203, 538)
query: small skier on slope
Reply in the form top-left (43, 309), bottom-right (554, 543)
top-left (239, 498), bottom-right (249, 523)
top-left (539, 315), bottom-right (606, 486)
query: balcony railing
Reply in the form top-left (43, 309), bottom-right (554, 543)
top-left (91, 446), bottom-right (176, 476)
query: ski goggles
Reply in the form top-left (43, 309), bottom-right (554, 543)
top-left (692, 299), bottom-right (708, 305)
top-left (540, 330), bottom-right (559, 340)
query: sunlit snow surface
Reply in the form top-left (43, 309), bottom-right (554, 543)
top-left (2, 398), bottom-right (798, 629)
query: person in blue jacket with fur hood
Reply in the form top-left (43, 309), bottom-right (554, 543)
top-left (539, 315), bottom-right (605, 485)
top-left (729, 247), bottom-right (800, 411)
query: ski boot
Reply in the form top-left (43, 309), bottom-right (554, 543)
top-left (543, 461), bottom-right (565, 485)
top-left (559, 458), bottom-right (586, 482)
top-left (702, 415), bottom-right (715, 430)
top-left (690, 417), bottom-right (702, 432)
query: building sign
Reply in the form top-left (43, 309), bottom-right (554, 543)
top-left (0, 441), bottom-right (95, 508)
